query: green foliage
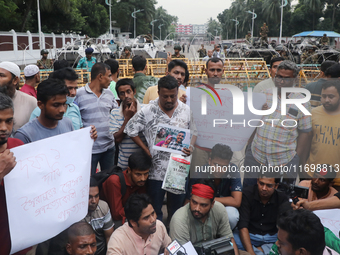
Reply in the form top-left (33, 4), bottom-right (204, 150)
top-left (0, 0), bottom-right (20, 31)
top-left (217, 0), bottom-right (340, 39)
top-left (207, 18), bottom-right (221, 38)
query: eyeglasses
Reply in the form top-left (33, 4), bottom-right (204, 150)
top-left (274, 76), bottom-right (295, 85)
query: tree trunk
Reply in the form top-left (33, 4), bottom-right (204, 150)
top-left (21, 0), bottom-right (33, 32)
top-left (332, 0), bottom-right (336, 30)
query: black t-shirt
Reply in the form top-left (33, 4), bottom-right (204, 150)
top-left (335, 192), bottom-right (340, 200)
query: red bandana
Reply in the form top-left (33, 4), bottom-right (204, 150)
top-left (192, 184), bottom-right (214, 200)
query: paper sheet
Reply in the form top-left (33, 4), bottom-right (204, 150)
top-left (4, 127), bottom-right (93, 254)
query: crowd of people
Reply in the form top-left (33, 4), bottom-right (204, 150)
top-left (0, 51), bottom-right (340, 255)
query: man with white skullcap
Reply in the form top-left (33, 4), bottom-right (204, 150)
top-left (20, 64), bottom-right (40, 98)
top-left (0, 61), bottom-right (37, 132)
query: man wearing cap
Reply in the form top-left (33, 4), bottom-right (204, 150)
top-left (0, 61), bottom-right (37, 132)
top-left (245, 32), bottom-right (251, 43)
top-left (37, 49), bottom-right (53, 69)
top-left (77, 47), bottom-right (97, 71)
top-left (120, 46), bottom-right (133, 59)
top-left (299, 165), bottom-right (338, 202)
top-left (197, 44), bottom-right (207, 58)
top-left (172, 45), bottom-right (185, 59)
top-left (20, 64), bottom-right (40, 98)
top-left (170, 180), bottom-right (239, 254)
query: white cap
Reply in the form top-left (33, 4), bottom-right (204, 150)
top-left (0, 61), bottom-right (20, 78)
top-left (24, 65), bottom-right (40, 77)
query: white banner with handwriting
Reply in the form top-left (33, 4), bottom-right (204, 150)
top-left (5, 127), bottom-right (93, 254)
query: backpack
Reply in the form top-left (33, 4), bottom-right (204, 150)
top-left (92, 165), bottom-right (126, 197)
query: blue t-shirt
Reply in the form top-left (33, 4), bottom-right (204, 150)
top-left (29, 103), bottom-right (83, 130)
top-left (186, 163), bottom-right (243, 200)
top-left (14, 118), bottom-right (74, 144)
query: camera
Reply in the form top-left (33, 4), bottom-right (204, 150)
top-left (277, 182), bottom-right (309, 204)
top-left (195, 237), bottom-right (234, 255)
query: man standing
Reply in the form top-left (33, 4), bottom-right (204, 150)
top-left (106, 194), bottom-right (171, 255)
top-left (299, 166), bottom-right (338, 202)
top-left (66, 222), bottom-right (97, 255)
top-left (37, 49), bottom-right (53, 69)
top-left (132, 55), bottom-right (158, 103)
top-left (202, 50), bottom-right (213, 61)
top-left (170, 180), bottom-right (239, 255)
top-left (198, 44), bottom-right (207, 58)
top-left (172, 45), bottom-right (185, 59)
top-left (0, 93), bottom-right (27, 255)
top-left (245, 31), bottom-right (252, 43)
top-left (20, 64), bottom-right (40, 98)
top-left (14, 78), bottom-right (74, 143)
top-left (125, 75), bottom-right (197, 221)
top-left (305, 61), bottom-right (336, 108)
top-left (75, 63), bottom-right (118, 175)
top-left (120, 46), bottom-right (133, 59)
top-left (109, 79), bottom-right (146, 169)
top-left (260, 23), bottom-right (269, 45)
top-left (84, 178), bottom-right (114, 255)
top-left (253, 57), bottom-right (284, 93)
top-left (187, 144), bottom-right (242, 230)
top-left (101, 151), bottom-right (151, 227)
top-left (30, 67), bottom-right (83, 130)
top-left (234, 176), bottom-right (288, 255)
top-left (142, 60), bottom-right (187, 104)
top-left (306, 80), bottom-right (340, 189)
top-left (77, 48), bottom-right (97, 71)
top-left (212, 44), bottom-right (225, 59)
top-left (0, 61), bottom-right (37, 131)
top-left (243, 60), bottom-right (312, 187)
top-left (189, 57), bottom-right (225, 172)
top-left (105, 59), bottom-right (120, 103)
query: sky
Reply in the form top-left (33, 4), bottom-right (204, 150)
top-left (155, 0), bottom-right (234, 25)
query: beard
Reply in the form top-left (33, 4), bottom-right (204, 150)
top-left (0, 81), bottom-right (16, 98)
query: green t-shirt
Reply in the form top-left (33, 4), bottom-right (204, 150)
top-left (109, 81), bottom-right (119, 100)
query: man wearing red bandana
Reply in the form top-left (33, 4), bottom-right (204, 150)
top-left (169, 180), bottom-right (239, 255)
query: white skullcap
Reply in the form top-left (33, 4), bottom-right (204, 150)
top-left (24, 65), bottom-right (40, 77)
top-left (0, 61), bottom-right (21, 78)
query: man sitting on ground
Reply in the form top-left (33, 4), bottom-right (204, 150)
top-left (170, 179), bottom-right (239, 255)
top-left (234, 175), bottom-right (288, 255)
top-left (106, 193), bottom-right (171, 255)
top-left (66, 222), bottom-right (97, 255)
top-left (83, 177), bottom-right (114, 255)
top-left (101, 151), bottom-right (151, 228)
top-left (276, 209), bottom-right (339, 255)
top-left (186, 143), bottom-right (242, 230)
top-left (299, 165), bottom-right (338, 202)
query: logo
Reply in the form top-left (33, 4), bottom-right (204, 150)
top-left (198, 83), bottom-right (223, 107)
top-left (201, 85), bottom-right (311, 116)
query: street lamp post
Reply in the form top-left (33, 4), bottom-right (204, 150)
top-left (131, 8), bottom-right (144, 39)
top-left (105, 0), bottom-right (112, 38)
top-left (37, 0), bottom-right (42, 50)
top-left (280, 0), bottom-right (288, 43)
top-left (158, 24), bottom-right (164, 40)
top-left (246, 9), bottom-right (257, 40)
top-left (231, 19), bottom-right (239, 41)
top-left (150, 19), bottom-right (158, 41)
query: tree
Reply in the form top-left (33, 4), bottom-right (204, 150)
top-left (207, 18), bottom-right (221, 38)
top-left (153, 7), bottom-right (178, 40)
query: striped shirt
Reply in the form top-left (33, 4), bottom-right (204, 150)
top-left (109, 100), bottom-right (147, 169)
top-left (75, 83), bottom-right (118, 154)
top-left (251, 89), bottom-right (312, 166)
top-left (83, 200), bottom-right (114, 255)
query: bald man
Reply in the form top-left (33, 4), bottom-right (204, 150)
top-left (66, 222), bottom-right (97, 255)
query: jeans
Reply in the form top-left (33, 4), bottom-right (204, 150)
top-left (243, 145), bottom-right (299, 188)
top-left (91, 146), bottom-right (115, 175)
top-left (147, 179), bottom-right (186, 222)
top-left (226, 206), bottom-right (240, 230)
top-left (233, 228), bottom-right (277, 255)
